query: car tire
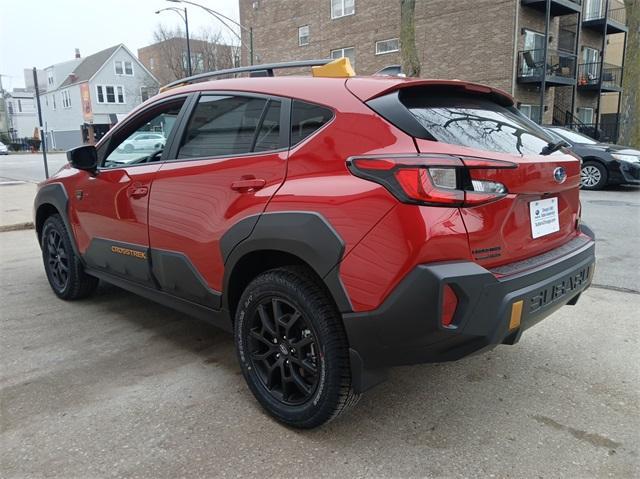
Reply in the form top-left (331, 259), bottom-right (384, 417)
top-left (235, 266), bottom-right (360, 429)
top-left (581, 160), bottom-right (608, 190)
top-left (41, 214), bottom-right (99, 300)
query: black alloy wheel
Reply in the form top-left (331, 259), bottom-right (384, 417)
top-left (247, 297), bottom-right (320, 405)
top-left (41, 214), bottom-right (99, 300)
top-left (235, 266), bottom-right (360, 428)
top-left (45, 228), bottom-right (69, 291)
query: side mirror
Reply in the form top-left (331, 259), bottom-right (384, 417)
top-left (67, 145), bottom-right (98, 172)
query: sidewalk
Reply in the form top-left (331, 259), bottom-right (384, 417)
top-left (0, 181), bottom-right (37, 232)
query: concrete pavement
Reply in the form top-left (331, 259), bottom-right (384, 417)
top-left (0, 228), bottom-right (638, 477)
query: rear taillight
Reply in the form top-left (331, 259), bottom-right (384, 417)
top-left (441, 284), bottom-right (458, 328)
top-left (347, 155), bottom-right (515, 207)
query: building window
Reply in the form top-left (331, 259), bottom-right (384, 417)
top-left (52, 94), bottom-right (57, 110)
top-left (149, 57), bottom-right (155, 70)
top-left (577, 107), bottom-right (595, 124)
top-left (17, 99), bottom-right (22, 113)
top-left (182, 52), bottom-right (205, 73)
top-left (140, 86), bottom-right (158, 102)
top-left (47, 70), bottom-right (54, 86)
top-left (519, 104), bottom-right (542, 123)
top-left (115, 60), bottom-right (134, 76)
top-left (331, 0), bottom-right (354, 19)
top-left (96, 85), bottom-right (125, 104)
top-left (61, 90), bottom-right (71, 108)
top-left (375, 38), bottom-right (399, 55)
top-left (298, 25), bottom-right (310, 46)
top-left (330, 47), bottom-right (356, 67)
top-left (7, 102), bottom-right (13, 115)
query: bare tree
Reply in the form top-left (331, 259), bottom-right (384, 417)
top-left (151, 24), bottom-right (239, 84)
top-left (619, 0), bottom-right (639, 147)
top-left (400, 0), bottom-right (421, 77)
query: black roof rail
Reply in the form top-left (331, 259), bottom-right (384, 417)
top-left (162, 59), bottom-right (334, 90)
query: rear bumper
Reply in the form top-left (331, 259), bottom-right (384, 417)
top-left (343, 226), bottom-right (596, 392)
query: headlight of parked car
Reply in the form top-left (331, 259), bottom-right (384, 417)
top-left (611, 153), bottom-right (640, 164)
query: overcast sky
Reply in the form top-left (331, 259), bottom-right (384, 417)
top-left (0, 0), bottom-right (240, 90)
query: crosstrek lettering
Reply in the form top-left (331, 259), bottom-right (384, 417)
top-left (33, 59), bottom-right (596, 429)
top-left (111, 246), bottom-right (147, 260)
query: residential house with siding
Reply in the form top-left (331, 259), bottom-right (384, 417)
top-left (40, 45), bottom-right (159, 150)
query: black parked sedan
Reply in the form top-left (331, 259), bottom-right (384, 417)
top-left (545, 126), bottom-right (640, 190)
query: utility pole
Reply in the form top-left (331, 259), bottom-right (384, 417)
top-left (32, 68), bottom-right (49, 179)
top-left (184, 7), bottom-right (193, 75)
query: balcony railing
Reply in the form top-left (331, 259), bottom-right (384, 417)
top-left (577, 62), bottom-right (623, 90)
top-left (518, 49), bottom-right (577, 83)
top-left (583, 2), bottom-right (627, 32)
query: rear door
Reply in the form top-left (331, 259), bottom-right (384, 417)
top-left (148, 92), bottom-right (289, 307)
top-left (402, 89), bottom-right (581, 268)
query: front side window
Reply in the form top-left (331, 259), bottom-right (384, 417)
top-left (330, 46), bottom-right (356, 67)
top-left (115, 61), bottom-right (123, 75)
top-left (402, 89), bottom-right (555, 156)
top-left (331, 0), bottom-right (354, 18)
top-left (298, 25), bottom-right (310, 46)
top-left (178, 95), bottom-right (282, 159)
top-left (124, 61), bottom-right (133, 75)
top-left (102, 98), bottom-right (185, 168)
top-left (375, 38), bottom-right (399, 55)
top-left (290, 100), bottom-right (333, 146)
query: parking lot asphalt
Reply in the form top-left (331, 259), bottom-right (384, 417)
top-left (1, 187), bottom-right (639, 478)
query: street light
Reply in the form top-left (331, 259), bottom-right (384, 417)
top-left (167, 0), bottom-right (254, 66)
top-left (156, 7), bottom-right (192, 76)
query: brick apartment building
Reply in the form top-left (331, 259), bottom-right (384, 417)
top-left (239, 0), bottom-right (628, 141)
top-left (138, 37), bottom-right (238, 86)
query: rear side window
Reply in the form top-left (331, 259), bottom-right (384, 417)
top-left (290, 100), bottom-right (333, 146)
top-left (399, 89), bottom-right (554, 156)
top-left (178, 95), bottom-right (282, 159)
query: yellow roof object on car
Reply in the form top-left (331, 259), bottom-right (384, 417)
top-left (312, 58), bottom-right (356, 78)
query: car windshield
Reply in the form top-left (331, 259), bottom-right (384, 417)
top-left (549, 128), bottom-right (598, 145)
top-left (401, 89), bottom-right (555, 156)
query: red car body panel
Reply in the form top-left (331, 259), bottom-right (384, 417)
top-left (148, 150), bottom-right (288, 291)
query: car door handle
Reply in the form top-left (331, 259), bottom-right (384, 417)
top-left (230, 178), bottom-right (266, 192)
top-left (127, 185), bottom-right (149, 198)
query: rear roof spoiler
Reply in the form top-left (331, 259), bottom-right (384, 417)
top-left (346, 78), bottom-right (514, 107)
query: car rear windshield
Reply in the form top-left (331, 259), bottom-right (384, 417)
top-left (400, 89), bottom-right (554, 156)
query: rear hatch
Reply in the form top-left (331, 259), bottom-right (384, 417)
top-left (350, 80), bottom-right (582, 268)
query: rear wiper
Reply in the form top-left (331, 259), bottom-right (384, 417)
top-left (540, 140), bottom-right (569, 156)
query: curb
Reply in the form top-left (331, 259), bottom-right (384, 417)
top-left (0, 222), bottom-right (35, 233)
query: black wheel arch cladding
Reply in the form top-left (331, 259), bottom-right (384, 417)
top-left (221, 211), bottom-right (353, 313)
top-left (34, 183), bottom-right (82, 259)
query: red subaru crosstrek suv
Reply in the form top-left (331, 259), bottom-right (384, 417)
top-left (35, 60), bottom-right (595, 428)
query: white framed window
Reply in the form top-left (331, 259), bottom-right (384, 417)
top-left (298, 25), bottom-right (310, 46)
top-left (52, 93), bottom-right (57, 110)
top-left (149, 57), bottom-right (155, 69)
top-left (96, 85), bottom-right (126, 104)
top-left (47, 70), bottom-right (54, 87)
top-left (17, 99), bottom-right (22, 113)
top-left (140, 86), bottom-right (157, 102)
top-left (519, 104), bottom-right (542, 122)
top-left (114, 60), bottom-right (134, 76)
top-left (61, 89), bottom-right (71, 108)
top-left (577, 107), bottom-right (594, 124)
top-left (330, 46), bottom-right (355, 67)
top-left (375, 38), bottom-right (399, 55)
top-left (331, 0), bottom-right (354, 19)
